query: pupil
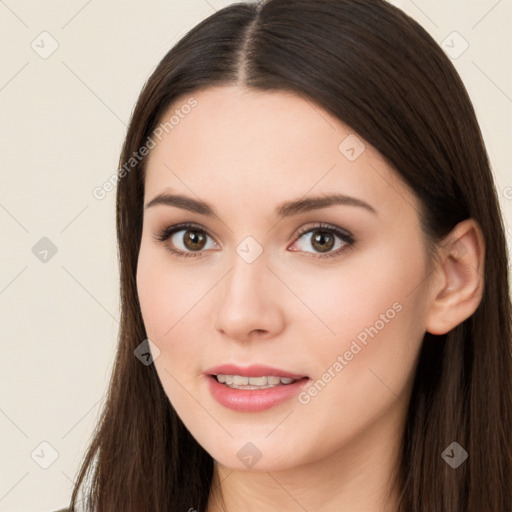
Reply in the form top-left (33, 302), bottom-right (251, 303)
top-left (313, 231), bottom-right (334, 253)
top-left (182, 229), bottom-right (335, 253)
top-left (185, 230), bottom-right (205, 250)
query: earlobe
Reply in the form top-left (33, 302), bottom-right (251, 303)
top-left (425, 219), bottom-right (485, 335)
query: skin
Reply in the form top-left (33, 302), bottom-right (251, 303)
top-left (136, 85), bottom-right (485, 512)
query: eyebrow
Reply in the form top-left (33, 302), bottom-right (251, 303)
top-left (144, 191), bottom-right (377, 218)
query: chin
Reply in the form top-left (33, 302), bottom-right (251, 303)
top-left (199, 433), bottom-right (310, 473)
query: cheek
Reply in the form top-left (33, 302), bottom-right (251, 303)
top-left (293, 240), bottom-right (427, 420)
top-left (136, 254), bottom-right (166, 339)
top-left (288, 238), bottom-right (428, 400)
top-left (136, 247), bottom-right (175, 349)
top-left (291, 239), bottom-right (425, 343)
top-left (137, 244), bottom-right (188, 335)
top-left (136, 249), bottom-right (216, 422)
top-left (136, 245), bottom-right (209, 370)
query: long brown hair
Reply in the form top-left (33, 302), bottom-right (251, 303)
top-left (69, 0), bottom-right (512, 510)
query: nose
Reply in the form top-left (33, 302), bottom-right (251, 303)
top-left (213, 249), bottom-right (286, 343)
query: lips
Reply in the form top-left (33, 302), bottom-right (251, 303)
top-left (204, 364), bottom-right (310, 412)
top-left (205, 364), bottom-right (308, 380)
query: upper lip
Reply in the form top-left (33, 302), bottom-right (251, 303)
top-left (205, 364), bottom-right (308, 379)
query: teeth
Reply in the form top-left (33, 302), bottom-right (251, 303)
top-left (248, 376), bottom-right (267, 386)
top-left (215, 374), bottom-right (299, 389)
top-left (233, 375), bottom-right (249, 385)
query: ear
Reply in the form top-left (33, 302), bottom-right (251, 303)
top-left (425, 219), bottom-right (485, 335)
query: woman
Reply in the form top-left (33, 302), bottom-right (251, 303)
top-left (62, 0), bottom-right (512, 510)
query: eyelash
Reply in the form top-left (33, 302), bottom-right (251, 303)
top-left (152, 222), bottom-right (355, 260)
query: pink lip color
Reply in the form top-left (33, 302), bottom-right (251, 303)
top-left (205, 364), bottom-right (310, 413)
top-left (205, 364), bottom-right (307, 380)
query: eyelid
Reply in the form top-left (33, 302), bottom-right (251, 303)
top-left (153, 221), bottom-right (355, 259)
top-left (293, 222), bottom-right (354, 243)
top-left (151, 221), bottom-right (219, 257)
top-left (289, 222), bottom-right (354, 259)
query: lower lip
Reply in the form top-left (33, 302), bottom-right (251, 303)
top-left (207, 375), bottom-right (310, 412)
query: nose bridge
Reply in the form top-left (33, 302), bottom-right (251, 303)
top-left (223, 231), bottom-right (269, 293)
top-left (221, 243), bottom-right (270, 312)
top-left (213, 240), bottom-right (285, 339)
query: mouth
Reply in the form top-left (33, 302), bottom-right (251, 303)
top-left (212, 374), bottom-right (306, 389)
top-left (204, 364), bottom-right (310, 412)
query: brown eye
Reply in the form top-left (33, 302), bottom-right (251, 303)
top-left (155, 222), bottom-right (354, 260)
top-left (310, 230), bottom-right (336, 253)
top-left (182, 229), bottom-right (207, 251)
top-left (154, 223), bottom-right (217, 258)
top-left (290, 223), bottom-right (354, 259)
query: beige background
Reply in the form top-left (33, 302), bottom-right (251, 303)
top-left (0, 0), bottom-right (511, 510)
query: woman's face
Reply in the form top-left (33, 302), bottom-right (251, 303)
top-left (136, 85), bottom-right (432, 471)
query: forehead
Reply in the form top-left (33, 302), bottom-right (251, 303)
top-left (143, 85), bottom-right (419, 223)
